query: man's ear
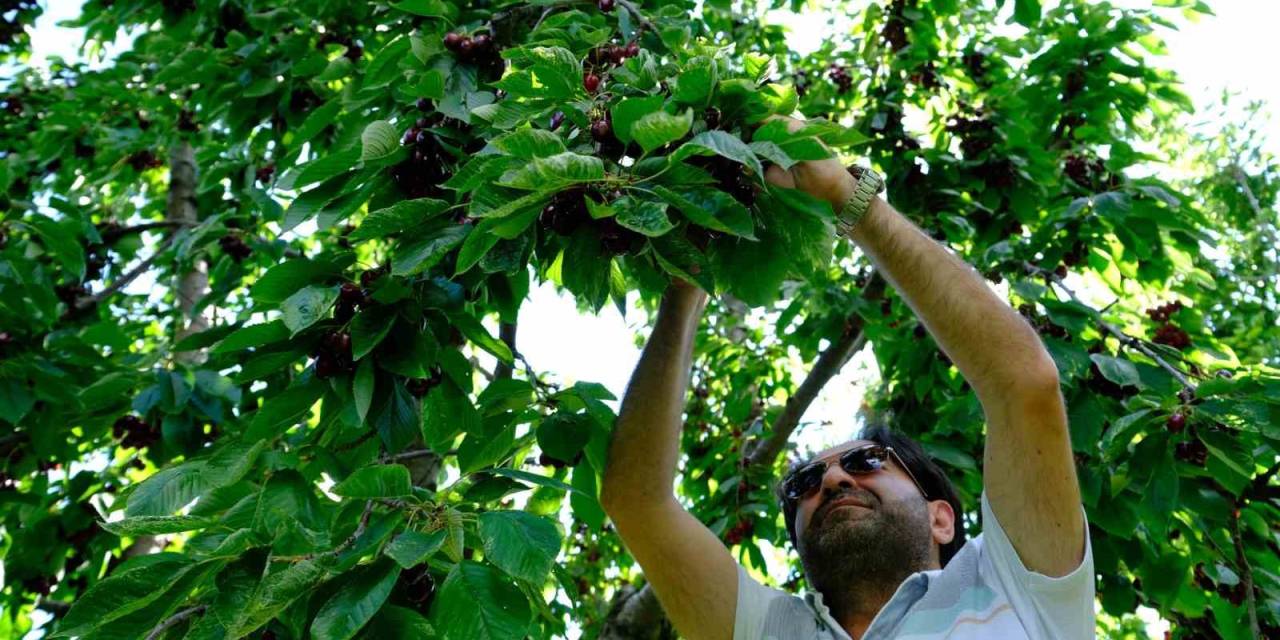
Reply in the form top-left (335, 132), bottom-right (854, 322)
top-left (927, 499), bottom-right (956, 547)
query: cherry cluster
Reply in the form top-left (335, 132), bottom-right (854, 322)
top-left (1174, 438), bottom-right (1208, 466)
top-left (1063, 153), bottom-right (1118, 191)
top-left (55, 282), bottom-right (89, 306)
top-left (255, 164), bottom-right (275, 184)
top-left (85, 250), bottom-right (108, 280)
top-left (219, 234), bottom-right (253, 262)
top-left (540, 189), bottom-right (591, 237)
top-left (723, 518), bottom-right (755, 545)
top-left (881, 0), bottom-right (911, 51)
top-left (406, 366), bottom-right (444, 398)
top-left (688, 155), bottom-right (759, 207)
top-left (1084, 348), bottom-right (1136, 400)
top-left (335, 273), bottom-right (380, 324)
top-left (399, 564), bottom-right (436, 609)
top-left (946, 115), bottom-right (997, 158)
top-left (539, 450), bottom-right (583, 469)
top-left (826, 63), bottom-right (853, 94)
top-left (586, 41), bottom-right (639, 69)
top-left (113, 414), bottom-right (159, 449)
top-left (126, 150), bottom-right (164, 172)
top-left (963, 50), bottom-right (988, 83)
top-left (392, 103), bottom-right (450, 199)
top-left (1148, 300), bottom-right (1190, 350)
top-left (908, 62), bottom-right (939, 90)
top-left (313, 330), bottom-right (353, 379)
top-left (1194, 563), bottom-right (1250, 606)
top-left (442, 31), bottom-right (502, 75)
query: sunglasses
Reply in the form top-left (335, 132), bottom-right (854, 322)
top-left (781, 444), bottom-right (928, 503)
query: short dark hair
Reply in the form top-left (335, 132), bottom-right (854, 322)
top-left (774, 425), bottom-right (968, 567)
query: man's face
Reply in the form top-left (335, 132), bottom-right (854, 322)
top-left (789, 440), bottom-right (955, 600)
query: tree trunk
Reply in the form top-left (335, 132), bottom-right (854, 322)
top-left (167, 139), bottom-right (208, 366)
top-left (598, 583), bottom-right (674, 640)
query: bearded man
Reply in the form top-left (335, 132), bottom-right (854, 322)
top-left (599, 116), bottom-right (1094, 639)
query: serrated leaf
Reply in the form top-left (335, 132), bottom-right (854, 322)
top-left (311, 561), bottom-right (400, 640)
top-left (211, 321), bottom-right (290, 354)
top-left (393, 225), bottom-right (470, 276)
top-left (334, 465), bottom-right (413, 498)
top-left (351, 198), bottom-right (451, 241)
top-left (478, 511), bottom-right (562, 583)
top-left (100, 515), bottom-right (212, 537)
top-left (610, 95), bottom-right (666, 144)
top-left (385, 530), bottom-right (447, 569)
top-left (615, 199), bottom-right (674, 237)
top-left (361, 120), bottom-right (400, 162)
top-left (652, 185), bottom-right (755, 238)
top-left (52, 555), bottom-right (194, 638)
top-left (352, 307), bottom-right (396, 361)
top-left (671, 130), bottom-right (764, 178)
top-left (251, 257), bottom-right (351, 304)
top-left (234, 558), bottom-right (332, 636)
top-left (429, 561), bottom-right (531, 640)
top-left (1090, 354), bottom-right (1142, 388)
top-left (282, 285), bottom-right (339, 335)
top-left (496, 152), bottom-right (604, 191)
top-left (354, 359), bottom-right (376, 424)
top-left (492, 129), bottom-right (567, 159)
top-left (444, 309), bottom-right (514, 364)
top-left (631, 108), bottom-right (694, 153)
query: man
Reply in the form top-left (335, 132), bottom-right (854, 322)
top-left (599, 115), bottom-right (1094, 639)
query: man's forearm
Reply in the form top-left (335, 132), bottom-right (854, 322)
top-left (845, 192), bottom-right (1058, 400)
top-left (600, 289), bottom-right (704, 511)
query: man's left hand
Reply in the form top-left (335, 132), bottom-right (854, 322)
top-left (761, 116), bottom-right (856, 211)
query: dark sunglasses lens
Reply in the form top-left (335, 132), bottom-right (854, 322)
top-left (842, 446), bottom-right (888, 473)
top-left (785, 462), bottom-right (825, 500)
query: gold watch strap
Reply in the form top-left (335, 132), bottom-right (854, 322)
top-left (836, 167), bottom-right (884, 237)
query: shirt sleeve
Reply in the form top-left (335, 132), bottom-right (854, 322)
top-left (978, 492), bottom-right (1096, 639)
top-left (734, 564), bottom-right (832, 640)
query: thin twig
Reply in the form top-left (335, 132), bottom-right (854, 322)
top-left (383, 448), bottom-right (438, 463)
top-left (615, 0), bottom-right (657, 33)
top-left (75, 235), bottom-right (179, 310)
top-left (144, 605), bottom-right (206, 640)
top-left (1023, 262), bottom-right (1195, 390)
top-left (35, 599), bottom-right (70, 614)
top-left (1229, 513), bottom-right (1261, 639)
top-left (100, 221), bottom-right (189, 243)
top-left (1231, 165), bottom-right (1266, 220)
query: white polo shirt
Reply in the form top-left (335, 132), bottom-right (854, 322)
top-left (734, 493), bottom-right (1095, 639)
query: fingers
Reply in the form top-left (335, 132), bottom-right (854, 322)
top-left (764, 163), bottom-right (795, 188)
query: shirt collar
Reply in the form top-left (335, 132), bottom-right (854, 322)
top-left (803, 570), bottom-right (940, 640)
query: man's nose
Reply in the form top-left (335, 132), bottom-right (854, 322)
top-left (819, 463), bottom-right (863, 496)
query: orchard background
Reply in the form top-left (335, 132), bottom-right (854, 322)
top-left (1, 0), bottom-right (1278, 638)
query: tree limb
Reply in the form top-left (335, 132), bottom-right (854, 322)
top-left (99, 220), bottom-right (189, 243)
top-left (144, 605), bottom-right (206, 640)
top-left (73, 236), bottom-right (176, 311)
top-left (495, 321), bottom-right (517, 380)
top-left (1230, 512), bottom-right (1261, 639)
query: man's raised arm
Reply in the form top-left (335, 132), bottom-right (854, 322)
top-left (765, 117), bottom-right (1084, 578)
top-left (599, 282), bottom-right (738, 640)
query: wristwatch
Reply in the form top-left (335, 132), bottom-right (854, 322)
top-left (835, 166), bottom-right (885, 237)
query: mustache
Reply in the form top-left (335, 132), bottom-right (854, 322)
top-left (813, 489), bottom-right (879, 528)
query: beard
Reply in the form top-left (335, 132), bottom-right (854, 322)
top-left (796, 488), bottom-right (934, 618)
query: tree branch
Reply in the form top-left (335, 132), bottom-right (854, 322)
top-left (1230, 513), bottom-right (1261, 639)
top-left (144, 605), bottom-right (206, 640)
top-left (1231, 165), bottom-right (1266, 221)
top-left (74, 236), bottom-right (177, 311)
top-left (1023, 262), bottom-right (1195, 390)
top-left (100, 221), bottom-right (189, 243)
top-left (495, 321), bottom-right (517, 380)
top-left (744, 275), bottom-right (884, 468)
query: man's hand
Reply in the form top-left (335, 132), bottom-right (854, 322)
top-left (761, 116), bottom-right (857, 211)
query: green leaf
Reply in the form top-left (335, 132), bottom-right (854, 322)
top-left (374, 382), bottom-right (424, 454)
top-left (1090, 354), bottom-right (1142, 388)
top-left (251, 257), bottom-right (352, 304)
top-left (391, 0), bottom-right (454, 18)
top-left (311, 560), bottom-right (401, 640)
top-left (535, 412), bottom-right (593, 463)
top-left (477, 511), bottom-right (562, 583)
top-left (611, 95), bottom-right (667, 145)
top-left (393, 225), bottom-right (470, 276)
top-left (385, 530), bottom-right (447, 569)
top-left (362, 605), bottom-right (436, 639)
top-left (651, 186), bottom-right (755, 238)
top-left (497, 152), bottom-right (604, 191)
top-left (444, 310), bottom-right (514, 364)
top-left (282, 285), bottom-right (339, 335)
top-left (1013, 0), bottom-right (1042, 26)
top-left (423, 380), bottom-right (480, 451)
top-left (361, 120), bottom-right (400, 162)
top-left (615, 199), bottom-right (674, 237)
top-left (650, 233), bottom-right (713, 292)
top-left (211, 321), bottom-right (291, 354)
top-left (354, 358), bottom-right (376, 424)
top-left (430, 562), bottom-right (531, 640)
top-left (24, 214), bottom-right (85, 281)
top-left (100, 515), bottom-right (212, 537)
top-left (284, 148), bottom-right (360, 192)
top-left (671, 59), bottom-right (716, 105)
top-left (125, 442), bottom-right (265, 517)
top-left (234, 558), bottom-right (332, 636)
top-left (351, 198), bottom-right (451, 241)
top-left (351, 307), bottom-right (396, 361)
top-left (524, 46), bottom-right (582, 99)
top-left (245, 378), bottom-right (325, 441)
top-left (631, 108), bottom-right (694, 153)
top-left (492, 129), bottom-right (567, 159)
top-left (671, 130), bottom-right (764, 179)
top-left (52, 555), bottom-right (194, 637)
top-left (445, 155), bottom-right (514, 192)
top-left (709, 234), bottom-right (788, 307)
top-left (294, 100), bottom-right (343, 144)
top-left (334, 465), bottom-right (413, 498)
top-left (1143, 448), bottom-right (1179, 537)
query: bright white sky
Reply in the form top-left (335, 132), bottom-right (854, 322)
top-left (12, 1), bottom-right (1279, 637)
